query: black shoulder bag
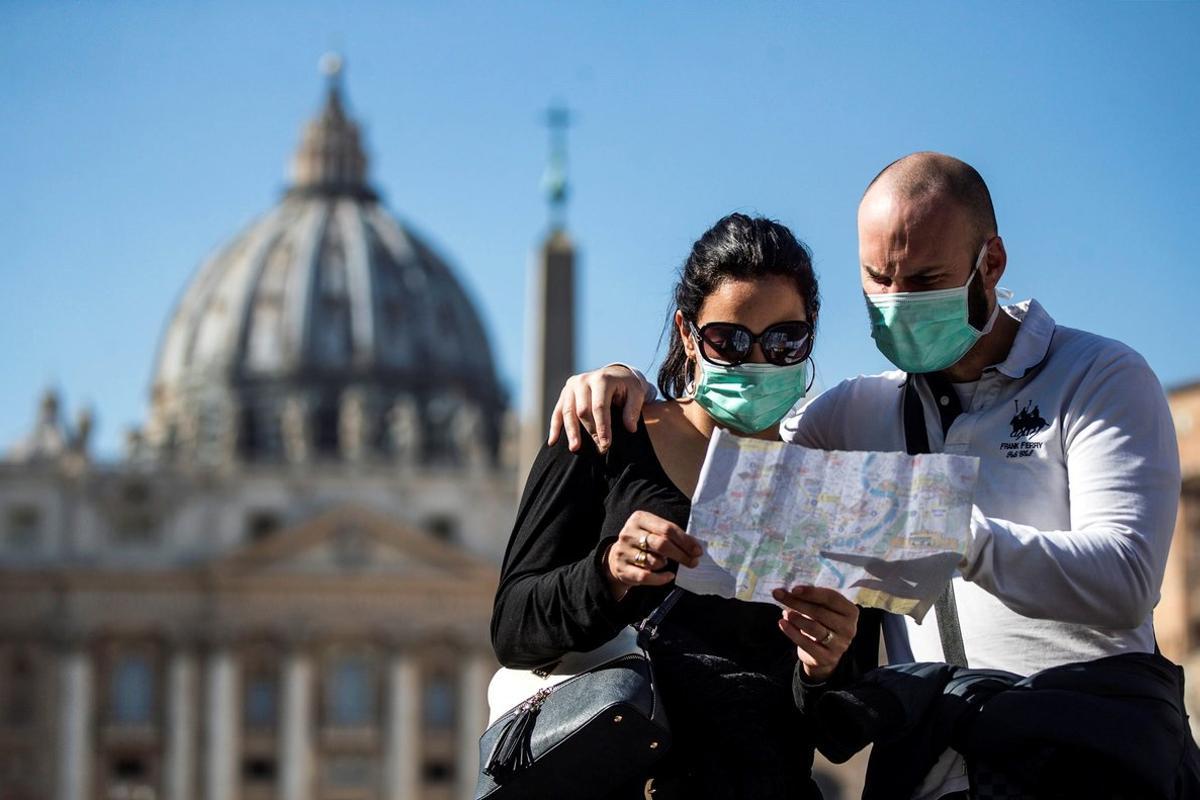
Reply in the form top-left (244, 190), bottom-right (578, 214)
top-left (475, 588), bottom-right (683, 800)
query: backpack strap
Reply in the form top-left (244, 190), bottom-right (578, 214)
top-left (903, 375), bottom-right (969, 668)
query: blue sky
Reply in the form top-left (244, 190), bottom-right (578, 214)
top-left (2, 1), bottom-right (1197, 456)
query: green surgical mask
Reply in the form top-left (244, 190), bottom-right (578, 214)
top-left (864, 242), bottom-right (998, 374)
top-left (689, 357), bottom-right (808, 434)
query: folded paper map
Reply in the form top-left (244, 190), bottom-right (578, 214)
top-left (676, 429), bottom-right (980, 621)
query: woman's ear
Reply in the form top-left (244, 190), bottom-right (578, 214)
top-left (675, 310), bottom-right (695, 361)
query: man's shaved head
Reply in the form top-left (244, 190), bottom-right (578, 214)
top-left (863, 152), bottom-right (997, 243)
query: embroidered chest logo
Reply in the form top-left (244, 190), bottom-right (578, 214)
top-left (1000, 399), bottom-right (1049, 459)
top-left (1009, 400), bottom-right (1048, 439)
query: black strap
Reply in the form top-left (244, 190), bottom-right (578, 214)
top-left (903, 375), bottom-right (969, 668)
top-left (636, 587), bottom-right (684, 647)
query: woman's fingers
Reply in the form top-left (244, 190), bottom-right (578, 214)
top-left (611, 551), bottom-right (674, 586)
top-left (777, 619), bottom-right (835, 678)
top-left (636, 513), bottom-right (703, 558)
top-left (625, 512), bottom-right (702, 567)
top-left (778, 585), bottom-right (858, 616)
top-left (773, 587), bottom-right (859, 635)
top-left (627, 530), bottom-right (694, 568)
top-left (607, 511), bottom-right (706, 596)
top-left (777, 614), bottom-right (831, 650)
top-left (772, 585), bottom-right (857, 682)
top-left (779, 607), bottom-right (840, 644)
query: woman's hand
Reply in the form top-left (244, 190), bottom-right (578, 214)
top-left (772, 585), bottom-right (859, 683)
top-left (604, 511), bottom-right (703, 600)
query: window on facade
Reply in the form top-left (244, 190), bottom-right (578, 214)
top-left (246, 511), bottom-right (282, 543)
top-left (422, 672), bottom-right (456, 731)
top-left (315, 400), bottom-right (340, 456)
top-left (110, 654), bottom-right (154, 726)
top-left (325, 656), bottom-right (375, 728)
top-left (1185, 489), bottom-right (1200, 589)
top-left (6, 505), bottom-right (41, 551)
top-left (324, 755), bottom-right (373, 789)
top-left (239, 406), bottom-right (282, 461)
top-left (113, 756), bottom-right (147, 780)
top-left (2, 652), bottom-right (36, 727)
top-left (243, 670), bottom-right (278, 731)
top-left (113, 482), bottom-right (157, 545)
top-left (243, 756), bottom-right (276, 784)
top-left (424, 515), bottom-right (457, 544)
top-left (239, 407), bottom-right (262, 460)
top-left (422, 760), bottom-right (454, 784)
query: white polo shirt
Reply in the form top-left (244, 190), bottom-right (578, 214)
top-left (782, 299), bottom-right (1181, 798)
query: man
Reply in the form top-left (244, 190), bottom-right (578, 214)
top-left (547, 152), bottom-right (1182, 798)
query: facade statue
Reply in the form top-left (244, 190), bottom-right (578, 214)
top-left (387, 395), bottom-right (423, 469)
top-left (452, 400), bottom-right (488, 470)
top-left (339, 388), bottom-right (374, 464)
top-left (281, 396), bottom-right (311, 465)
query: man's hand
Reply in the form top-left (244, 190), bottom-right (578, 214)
top-left (547, 365), bottom-right (649, 454)
top-left (772, 585), bottom-right (860, 683)
top-left (604, 511), bottom-right (703, 601)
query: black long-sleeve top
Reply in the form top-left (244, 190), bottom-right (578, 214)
top-left (491, 416), bottom-right (823, 799)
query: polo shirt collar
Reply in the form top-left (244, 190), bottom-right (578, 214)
top-left (993, 299), bottom-right (1055, 379)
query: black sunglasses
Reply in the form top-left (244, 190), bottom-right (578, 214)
top-left (689, 320), bottom-right (814, 367)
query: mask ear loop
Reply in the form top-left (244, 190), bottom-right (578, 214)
top-left (804, 357), bottom-right (817, 394)
top-left (683, 356), bottom-right (698, 398)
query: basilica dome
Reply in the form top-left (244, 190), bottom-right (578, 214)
top-left (146, 59), bottom-right (505, 466)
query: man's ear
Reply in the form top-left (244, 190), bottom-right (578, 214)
top-left (982, 236), bottom-right (1008, 290)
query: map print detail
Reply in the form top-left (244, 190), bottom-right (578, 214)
top-left (676, 430), bottom-right (981, 621)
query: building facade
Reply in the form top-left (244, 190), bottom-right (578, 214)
top-left (0, 58), bottom-right (532, 800)
top-left (1158, 383), bottom-right (1200, 692)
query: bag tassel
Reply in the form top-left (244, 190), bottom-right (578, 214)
top-left (484, 687), bottom-right (553, 782)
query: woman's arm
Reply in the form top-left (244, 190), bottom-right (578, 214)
top-left (491, 436), bottom-right (643, 668)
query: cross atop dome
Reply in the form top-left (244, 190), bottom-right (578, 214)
top-left (289, 53), bottom-right (376, 200)
top-left (541, 102), bottom-right (572, 230)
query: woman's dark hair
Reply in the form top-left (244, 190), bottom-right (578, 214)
top-left (656, 213), bottom-right (819, 399)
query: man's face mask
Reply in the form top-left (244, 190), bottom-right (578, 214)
top-left (863, 242), bottom-right (999, 374)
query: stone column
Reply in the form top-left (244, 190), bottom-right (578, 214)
top-left (56, 646), bottom-right (93, 800)
top-left (205, 648), bottom-right (239, 800)
top-left (165, 648), bottom-right (198, 800)
top-left (279, 649), bottom-right (314, 800)
top-left (456, 653), bottom-right (492, 800)
top-left (384, 651), bottom-right (421, 800)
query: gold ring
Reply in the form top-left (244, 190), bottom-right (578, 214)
top-left (635, 550), bottom-right (649, 567)
top-left (820, 629), bottom-right (835, 646)
top-left (638, 534), bottom-right (650, 552)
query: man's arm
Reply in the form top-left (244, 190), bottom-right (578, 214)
top-left (962, 351), bottom-right (1181, 629)
top-left (547, 365), bottom-right (656, 453)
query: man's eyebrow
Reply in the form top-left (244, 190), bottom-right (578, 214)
top-left (863, 263), bottom-right (948, 280)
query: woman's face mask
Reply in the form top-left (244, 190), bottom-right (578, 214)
top-left (688, 344), bottom-right (809, 434)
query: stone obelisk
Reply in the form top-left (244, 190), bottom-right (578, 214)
top-left (519, 104), bottom-right (577, 489)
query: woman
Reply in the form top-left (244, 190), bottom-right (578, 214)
top-left (491, 213), bottom-right (862, 798)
